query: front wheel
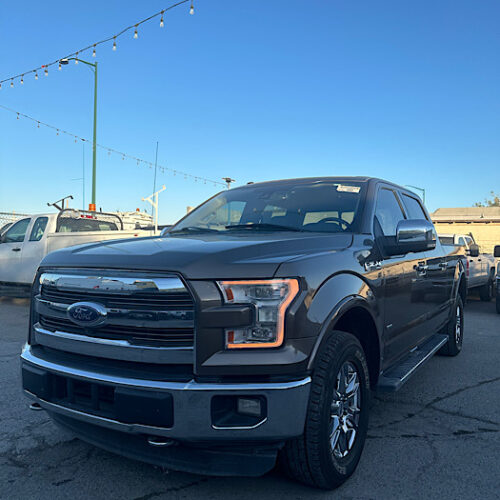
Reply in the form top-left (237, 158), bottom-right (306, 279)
top-left (438, 296), bottom-right (464, 356)
top-left (496, 292), bottom-right (500, 314)
top-left (280, 331), bottom-right (370, 490)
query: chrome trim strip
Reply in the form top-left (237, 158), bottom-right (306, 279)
top-left (40, 273), bottom-right (186, 294)
top-left (21, 344), bottom-right (311, 392)
top-left (34, 325), bottom-right (194, 350)
top-left (212, 418), bottom-right (268, 431)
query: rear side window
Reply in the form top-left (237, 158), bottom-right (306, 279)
top-left (3, 218), bottom-right (30, 243)
top-left (374, 189), bottom-right (405, 237)
top-left (401, 194), bottom-right (427, 220)
top-left (29, 217), bottom-right (48, 241)
top-left (57, 218), bottom-right (118, 232)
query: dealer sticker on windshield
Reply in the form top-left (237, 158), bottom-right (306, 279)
top-left (335, 184), bottom-right (360, 193)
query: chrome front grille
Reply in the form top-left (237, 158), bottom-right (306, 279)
top-left (34, 272), bottom-right (195, 350)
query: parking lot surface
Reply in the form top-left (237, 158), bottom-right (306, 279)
top-left (1, 296), bottom-right (499, 500)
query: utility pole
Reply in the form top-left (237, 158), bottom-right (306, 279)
top-left (60, 57), bottom-right (98, 210)
top-left (142, 185), bottom-right (166, 234)
top-left (222, 177), bottom-right (235, 189)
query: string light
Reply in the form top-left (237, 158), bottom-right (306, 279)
top-left (10, 79), bottom-right (14, 88)
top-left (44, 68), bottom-right (48, 76)
top-left (35, 72), bottom-right (38, 80)
top-left (1, 1), bottom-right (192, 87)
top-left (20, 75), bottom-right (24, 85)
top-left (58, 62), bottom-right (62, 70)
top-left (0, 103), bottom-right (227, 188)
top-left (0, 83), bottom-right (2, 90)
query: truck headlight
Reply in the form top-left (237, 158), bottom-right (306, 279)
top-left (217, 279), bottom-right (299, 349)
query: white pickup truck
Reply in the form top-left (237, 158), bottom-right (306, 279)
top-left (438, 233), bottom-right (497, 301)
top-left (0, 210), bottom-right (155, 288)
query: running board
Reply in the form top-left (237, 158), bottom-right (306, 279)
top-left (377, 334), bottom-right (448, 393)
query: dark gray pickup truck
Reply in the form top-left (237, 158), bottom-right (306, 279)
top-left (21, 177), bottom-right (466, 489)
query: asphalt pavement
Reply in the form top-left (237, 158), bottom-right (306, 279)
top-left (1, 296), bottom-right (499, 499)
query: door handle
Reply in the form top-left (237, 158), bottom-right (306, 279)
top-left (415, 262), bottom-right (428, 274)
top-left (12, 248), bottom-right (21, 252)
top-left (439, 262), bottom-right (447, 270)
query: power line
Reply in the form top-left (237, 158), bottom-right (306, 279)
top-left (0, 103), bottom-right (226, 188)
top-left (0, 0), bottom-right (194, 87)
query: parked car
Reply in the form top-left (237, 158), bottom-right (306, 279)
top-left (0, 209), bottom-right (156, 288)
top-left (21, 177), bottom-right (467, 490)
top-left (438, 233), bottom-right (496, 301)
top-left (495, 245), bottom-right (500, 314)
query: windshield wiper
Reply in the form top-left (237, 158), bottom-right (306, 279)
top-left (168, 226), bottom-right (219, 234)
top-left (225, 223), bottom-right (302, 232)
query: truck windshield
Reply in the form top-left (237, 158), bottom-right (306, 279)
top-left (170, 181), bottom-right (364, 234)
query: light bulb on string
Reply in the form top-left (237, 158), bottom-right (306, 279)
top-left (10, 79), bottom-right (14, 88)
top-left (56, 129), bottom-right (59, 136)
top-left (20, 75), bottom-right (24, 85)
top-left (134, 25), bottom-right (138, 39)
top-left (35, 72), bottom-right (38, 80)
top-left (160, 11), bottom-right (164, 27)
top-left (37, 121), bottom-right (40, 128)
top-left (16, 113), bottom-right (19, 120)
top-left (112, 38), bottom-right (117, 51)
top-left (44, 68), bottom-right (48, 76)
top-left (92, 45), bottom-right (96, 57)
top-left (75, 53), bottom-right (79, 64)
top-left (0, 83), bottom-right (2, 90)
top-left (58, 62), bottom-right (62, 70)
top-left (190, 0), bottom-right (194, 15)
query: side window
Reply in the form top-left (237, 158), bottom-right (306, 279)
top-left (401, 194), bottom-right (428, 220)
top-left (3, 218), bottom-right (31, 243)
top-left (29, 217), bottom-right (48, 241)
top-left (458, 237), bottom-right (466, 246)
top-left (374, 189), bottom-right (405, 237)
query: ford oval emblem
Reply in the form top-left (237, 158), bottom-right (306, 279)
top-left (67, 302), bottom-right (107, 327)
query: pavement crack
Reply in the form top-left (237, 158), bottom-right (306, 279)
top-left (131, 477), bottom-right (210, 500)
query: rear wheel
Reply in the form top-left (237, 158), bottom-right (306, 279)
top-left (479, 278), bottom-right (493, 302)
top-left (496, 291), bottom-right (500, 314)
top-left (280, 331), bottom-right (370, 490)
top-left (438, 296), bottom-right (464, 356)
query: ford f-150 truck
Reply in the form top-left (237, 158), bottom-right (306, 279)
top-left (21, 177), bottom-right (466, 490)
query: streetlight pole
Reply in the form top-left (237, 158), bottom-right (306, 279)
top-left (405, 185), bottom-right (426, 205)
top-left (60, 57), bottom-right (98, 211)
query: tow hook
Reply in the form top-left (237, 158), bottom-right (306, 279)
top-left (147, 436), bottom-right (177, 447)
top-left (29, 402), bottom-right (43, 411)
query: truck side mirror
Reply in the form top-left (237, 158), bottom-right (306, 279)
top-left (494, 245), bottom-right (500, 258)
top-left (385, 219), bottom-right (436, 255)
top-left (469, 244), bottom-right (480, 257)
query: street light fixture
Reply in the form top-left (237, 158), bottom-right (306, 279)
top-left (60, 57), bottom-right (98, 211)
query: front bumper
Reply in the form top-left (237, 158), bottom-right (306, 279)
top-left (21, 344), bottom-right (311, 475)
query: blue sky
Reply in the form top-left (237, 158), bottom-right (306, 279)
top-left (1, 0), bottom-right (499, 223)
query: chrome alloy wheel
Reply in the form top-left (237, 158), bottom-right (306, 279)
top-left (455, 305), bottom-right (462, 344)
top-left (330, 361), bottom-right (361, 458)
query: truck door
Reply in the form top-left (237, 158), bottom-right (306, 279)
top-left (400, 194), bottom-right (450, 337)
top-left (463, 236), bottom-right (481, 287)
top-left (0, 218), bottom-right (31, 283)
top-left (374, 188), bottom-right (421, 368)
top-left (18, 216), bottom-right (49, 284)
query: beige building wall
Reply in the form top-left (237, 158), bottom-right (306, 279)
top-left (433, 221), bottom-right (500, 254)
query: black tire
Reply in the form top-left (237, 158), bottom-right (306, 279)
top-left (479, 278), bottom-right (493, 302)
top-left (280, 331), bottom-right (370, 490)
top-left (496, 293), bottom-right (500, 314)
top-left (438, 296), bottom-right (464, 356)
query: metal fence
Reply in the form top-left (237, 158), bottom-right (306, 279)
top-left (0, 211), bottom-right (29, 230)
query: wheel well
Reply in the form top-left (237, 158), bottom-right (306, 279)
top-left (334, 307), bottom-right (380, 389)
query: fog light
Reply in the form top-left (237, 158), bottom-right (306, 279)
top-left (237, 397), bottom-right (262, 417)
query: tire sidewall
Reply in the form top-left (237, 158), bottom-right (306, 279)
top-left (315, 335), bottom-right (370, 479)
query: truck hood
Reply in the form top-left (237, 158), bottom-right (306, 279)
top-left (40, 232), bottom-right (353, 279)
